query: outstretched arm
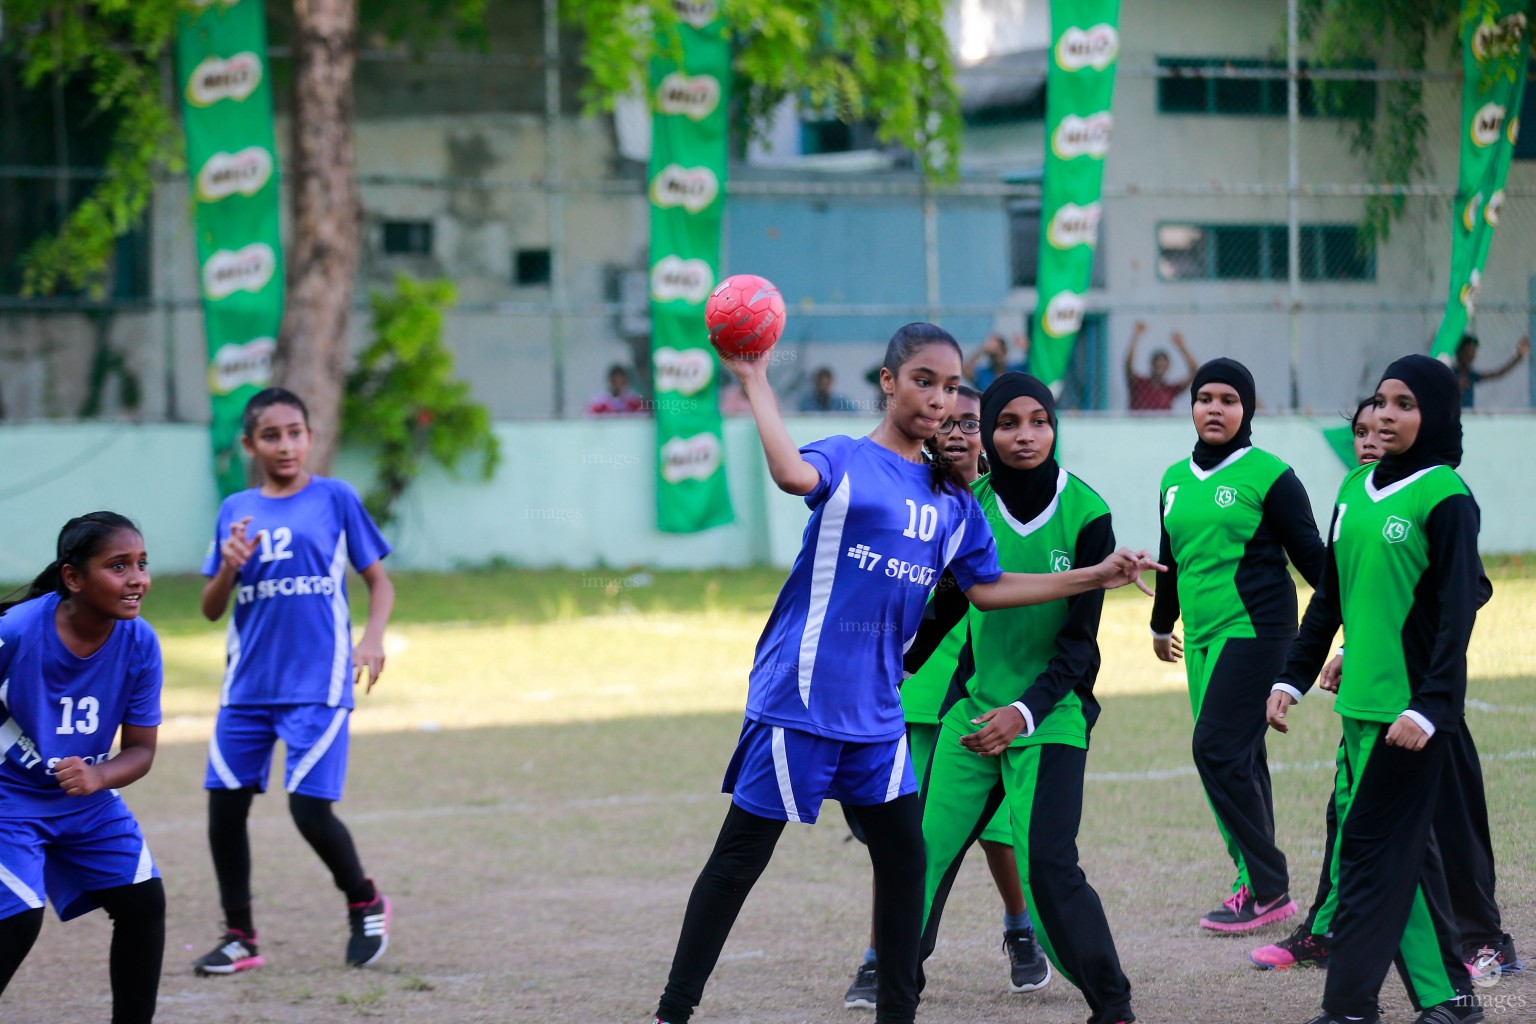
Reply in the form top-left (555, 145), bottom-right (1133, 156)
top-left (1479, 336), bottom-right (1529, 382)
top-left (965, 548), bottom-right (1159, 611)
top-left (723, 351), bottom-right (821, 496)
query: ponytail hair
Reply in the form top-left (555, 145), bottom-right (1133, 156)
top-left (0, 511), bottom-right (141, 614)
top-left (881, 322), bottom-right (969, 495)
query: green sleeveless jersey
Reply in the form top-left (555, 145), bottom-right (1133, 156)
top-left (1158, 447), bottom-right (1292, 646)
top-left (1330, 462), bottom-right (1471, 723)
top-left (941, 470), bottom-right (1109, 749)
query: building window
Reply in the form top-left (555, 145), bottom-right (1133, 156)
top-left (1157, 57), bottom-right (1375, 119)
top-left (1008, 200), bottom-right (1042, 288)
top-left (0, 59), bottom-right (151, 300)
top-left (800, 118), bottom-right (881, 155)
top-left (514, 248), bottom-right (552, 286)
top-left (1157, 223), bottom-right (1375, 282)
top-left (382, 220), bottom-right (434, 255)
top-left (1009, 199), bottom-right (1107, 289)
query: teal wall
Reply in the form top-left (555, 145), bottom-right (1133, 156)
top-left (3, 416), bottom-right (1534, 581)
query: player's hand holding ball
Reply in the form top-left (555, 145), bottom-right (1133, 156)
top-left (707, 274), bottom-right (786, 380)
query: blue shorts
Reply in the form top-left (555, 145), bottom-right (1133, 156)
top-left (205, 704), bottom-right (351, 801)
top-left (0, 797), bottom-right (159, 922)
top-left (722, 719), bottom-right (916, 824)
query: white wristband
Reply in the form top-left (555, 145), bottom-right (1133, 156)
top-left (1399, 709), bottom-right (1436, 739)
top-left (1271, 682), bottom-right (1304, 702)
top-left (1008, 701), bottom-right (1036, 736)
top-left (1150, 629), bottom-right (1173, 641)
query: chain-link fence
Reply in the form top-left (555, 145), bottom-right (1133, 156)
top-left (2, 13), bottom-right (1533, 424)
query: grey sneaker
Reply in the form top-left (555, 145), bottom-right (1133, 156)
top-left (1004, 928), bottom-right (1052, 993)
top-left (844, 960), bottom-right (878, 1009)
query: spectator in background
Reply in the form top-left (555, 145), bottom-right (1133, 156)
top-left (1454, 333), bottom-right (1529, 408)
top-left (1125, 321), bottom-right (1198, 411)
top-left (798, 366), bottom-right (860, 413)
top-left (964, 332), bottom-right (1030, 391)
top-left (587, 364), bottom-right (647, 416)
top-left (719, 377), bottom-right (752, 417)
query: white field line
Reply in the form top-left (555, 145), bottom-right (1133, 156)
top-left (140, 749), bottom-right (1535, 839)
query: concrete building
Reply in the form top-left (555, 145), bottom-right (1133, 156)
top-left (2, 0), bottom-right (1531, 427)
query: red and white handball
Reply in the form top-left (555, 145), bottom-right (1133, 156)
top-left (705, 274), bottom-right (786, 357)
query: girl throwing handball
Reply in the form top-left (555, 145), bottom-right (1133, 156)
top-left (193, 387), bottom-right (396, 975)
top-left (0, 512), bottom-right (166, 1024)
top-left (842, 384), bottom-right (1051, 1010)
top-left (650, 323), bottom-right (1159, 1024)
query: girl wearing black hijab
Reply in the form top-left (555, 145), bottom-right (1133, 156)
top-left (1268, 355), bottom-right (1483, 1024)
top-left (906, 372), bottom-right (1136, 1024)
top-left (1150, 357), bottom-right (1326, 932)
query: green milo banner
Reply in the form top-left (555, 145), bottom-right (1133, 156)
top-left (1028, 0), bottom-right (1120, 393)
top-left (649, 1), bottom-right (734, 533)
top-left (1432, 1), bottom-right (1529, 358)
top-left (176, 0), bottom-right (284, 497)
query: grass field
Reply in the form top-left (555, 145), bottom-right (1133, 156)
top-left (5, 562), bottom-right (1534, 1023)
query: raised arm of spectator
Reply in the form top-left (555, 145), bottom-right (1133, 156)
top-left (1168, 331), bottom-right (1199, 389)
top-left (1480, 336), bottom-right (1529, 383)
top-left (1123, 320), bottom-right (1146, 384)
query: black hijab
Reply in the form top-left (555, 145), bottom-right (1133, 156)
top-left (1371, 354), bottom-right (1463, 487)
top-left (1189, 357), bottom-right (1256, 470)
top-left (981, 372), bottom-right (1060, 523)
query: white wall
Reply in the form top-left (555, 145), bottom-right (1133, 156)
top-left (3, 416), bottom-right (1533, 583)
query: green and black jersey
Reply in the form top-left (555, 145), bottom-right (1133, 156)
top-left (908, 469), bottom-right (1113, 749)
top-left (1278, 463), bottom-right (1482, 728)
top-left (1152, 447), bottom-right (1325, 645)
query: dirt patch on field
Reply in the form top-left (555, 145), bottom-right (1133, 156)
top-left (6, 714), bottom-right (1532, 1023)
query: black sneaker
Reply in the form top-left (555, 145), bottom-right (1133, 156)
top-left (1252, 923), bottom-right (1332, 969)
top-left (192, 927), bottom-right (265, 976)
top-left (1466, 932), bottom-right (1523, 979)
top-left (1003, 928), bottom-right (1052, 993)
top-left (844, 960), bottom-right (878, 1009)
top-left (1303, 1014), bottom-right (1380, 1024)
top-left (345, 884), bottom-right (391, 967)
top-left (1199, 885), bottom-right (1299, 933)
top-left (1413, 996), bottom-right (1485, 1024)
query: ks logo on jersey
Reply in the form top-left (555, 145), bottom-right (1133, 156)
top-left (1050, 549), bottom-right (1073, 573)
top-left (1214, 485), bottom-right (1238, 508)
top-left (1382, 516), bottom-right (1412, 544)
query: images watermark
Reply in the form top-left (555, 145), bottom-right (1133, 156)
top-left (523, 506), bottom-right (584, 524)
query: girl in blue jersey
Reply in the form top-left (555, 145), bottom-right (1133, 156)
top-left (193, 387), bottom-right (396, 975)
top-left (0, 512), bottom-right (165, 1024)
top-left (651, 323), bottom-right (1158, 1024)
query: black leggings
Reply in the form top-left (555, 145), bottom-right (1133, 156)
top-left (209, 788), bottom-right (370, 926)
top-left (657, 795), bottom-right (926, 1024)
top-left (1302, 723), bottom-right (1504, 950)
top-left (0, 877), bottom-right (164, 1024)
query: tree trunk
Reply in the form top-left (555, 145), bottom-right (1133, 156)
top-left (273, 0), bottom-right (359, 474)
